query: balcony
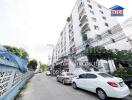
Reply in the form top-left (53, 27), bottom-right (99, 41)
top-left (70, 46), bottom-right (76, 54)
top-left (78, 2), bottom-right (84, 13)
top-left (79, 16), bottom-right (88, 27)
top-left (79, 9), bottom-right (85, 20)
top-left (78, 7), bottom-right (84, 14)
top-left (80, 20), bottom-right (88, 28)
top-left (96, 34), bottom-right (102, 40)
top-left (80, 14), bottom-right (87, 22)
top-left (69, 34), bottom-right (74, 41)
top-left (70, 41), bottom-right (75, 48)
top-left (81, 23), bottom-right (90, 33)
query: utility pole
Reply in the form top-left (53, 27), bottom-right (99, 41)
top-left (47, 44), bottom-right (54, 65)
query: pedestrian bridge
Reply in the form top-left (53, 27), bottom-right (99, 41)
top-left (0, 46), bottom-right (34, 100)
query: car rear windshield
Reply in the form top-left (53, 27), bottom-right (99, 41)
top-left (98, 73), bottom-right (114, 78)
top-left (66, 73), bottom-right (74, 76)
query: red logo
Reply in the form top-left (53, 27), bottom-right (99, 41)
top-left (112, 10), bottom-right (123, 14)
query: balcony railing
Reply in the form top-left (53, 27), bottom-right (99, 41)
top-left (79, 10), bottom-right (86, 20)
top-left (81, 23), bottom-right (90, 33)
top-left (80, 15), bottom-right (88, 23)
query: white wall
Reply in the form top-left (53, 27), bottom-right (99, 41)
top-left (97, 59), bottom-right (116, 73)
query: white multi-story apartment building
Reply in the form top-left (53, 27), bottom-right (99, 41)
top-left (51, 0), bottom-right (132, 75)
top-left (122, 17), bottom-right (132, 48)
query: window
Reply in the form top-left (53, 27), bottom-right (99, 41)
top-left (104, 63), bottom-right (110, 70)
top-left (102, 16), bottom-right (106, 20)
top-left (86, 74), bottom-right (97, 78)
top-left (79, 74), bottom-right (97, 78)
top-left (90, 10), bottom-right (94, 15)
top-left (94, 25), bottom-right (99, 30)
top-left (98, 4), bottom-right (102, 8)
top-left (88, 4), bottom-right (92, 9)
top-left (92, 17), bottom-right (96, 22)
top-left (71, 38), bottom-right (74, 42)
top-left (98, 73), bottom-right (114, 78)
top-left (105, 23), bottom-right (109, 27)
top-left (111, 38), bottom-right (115, 43)
top-left (97, 34), bottom-right (102, 40)
top-left (100, 10), bottom-right (104, 14)
top-left (79, 74), bottom-right (86, 78)
top-left (108, 30), bottom-right (112, 34)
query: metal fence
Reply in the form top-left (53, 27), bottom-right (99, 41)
top-left (0, 62), bottom-right (34, 100)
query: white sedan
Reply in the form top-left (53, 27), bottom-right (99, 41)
top-left (45, 71), bottom-right (51, 76)
top-left (72, 72), bottom-right (130, 100)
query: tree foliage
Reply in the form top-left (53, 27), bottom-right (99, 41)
top-left (84, 46), bottom-right (132, 67)
top-left (85, 46), bottom-right (114, 64)
top-left (39, 63), bottom-right (48, 72)
top-left (114, 49), bottom-right (132, 66)
top-left (3, 45), bottom-right (29, 61)
top-left (112, 67), bottom-right (132, 79)
top-left (28, 59), bottom-right (38, 70)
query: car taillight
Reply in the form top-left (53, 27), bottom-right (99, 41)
top-left (107, 81), bottom-right (118, 87)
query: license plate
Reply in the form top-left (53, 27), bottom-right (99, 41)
top-left (119, 82), bottom-right (124, 87)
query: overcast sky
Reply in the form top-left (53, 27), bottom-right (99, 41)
top-left (0, 0), bottom-right (132, 64)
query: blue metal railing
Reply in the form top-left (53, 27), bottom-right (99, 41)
top-left (0, 63), bottom-right (34, 100)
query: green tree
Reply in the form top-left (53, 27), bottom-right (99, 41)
top-left (28, 59), bottom-right (38, 70)
top-left (113, 49), bottom-right (132, 67)
top-left (84, 46), bottom-right (114, 66)
top-left (4, 45), bottom-right (29, 61)
top-left (39, 63), bottom-right (48, 72)
top-left (85, 46), bottom-right (132, 68)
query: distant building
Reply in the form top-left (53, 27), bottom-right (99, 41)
top-left (51, 0), bottom-right (131, 75)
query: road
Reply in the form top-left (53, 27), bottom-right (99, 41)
top-left (16, 73), bottom-right (132, 100)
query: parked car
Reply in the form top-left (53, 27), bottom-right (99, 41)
top-left (35, 71), bottom-right (42, 73)
top-left (45, 71), bottom-right (51, 76)
top-left (124, 77), bottom-right (132, 89)
top-left (57, 72), bottom-right (75, 84)
top-left (38, 71), bottom-right (42, 73)
top-left (72, 72), bottom-right (130, 100)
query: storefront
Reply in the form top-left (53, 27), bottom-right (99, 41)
top-left (52, 56), bottom-right (69, 75)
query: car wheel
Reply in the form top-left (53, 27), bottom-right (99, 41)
top-left (62, 80), bottom-right (65, 85)
top-left (97, 89), bottom-right (107, 100)
top-left (129, 83), bottom-right (132, 89)
top-left (72, 82), bottom-right (77, 89)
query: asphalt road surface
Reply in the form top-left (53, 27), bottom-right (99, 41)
top-left (16, 73), bottom-right (132, 100)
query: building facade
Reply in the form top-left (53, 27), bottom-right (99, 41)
top-left (51, 0), bottom-right (132, 75)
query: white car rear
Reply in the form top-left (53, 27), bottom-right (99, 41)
top-left (57, 72), bottom-right (75, 84)
top-left (72, 72), bottom-right (130, 100)
top-left (45, 71), bottom-right (51, 76)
